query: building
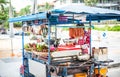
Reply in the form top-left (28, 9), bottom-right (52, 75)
top-left (97, 0), bottom-right (120, 10)
top-left (53, 0), bottom-right (120, 10)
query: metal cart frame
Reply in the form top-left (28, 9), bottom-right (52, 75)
top-left (8, 9), bottom-right (119, 77)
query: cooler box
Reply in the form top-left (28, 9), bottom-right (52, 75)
top-left (74, 73), bottom-right (87, 77)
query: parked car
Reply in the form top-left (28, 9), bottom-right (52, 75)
top-left (0, 28), bottom-right (7, 34)
top-left (7, 29), bottom-right (30, 36)
top-left (14, 30), bottom-right (22, 35)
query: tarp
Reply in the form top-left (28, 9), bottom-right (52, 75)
top-left (86, 13), bottom-right (120, 21)
top-left (8, 3), bottom-right (120, 22)
top-left (52, 3), bottom-right (120, 21)
top-left (8, 12), bottom-right (47, 22)
top-left (52, 3), bottom-right (120, 14)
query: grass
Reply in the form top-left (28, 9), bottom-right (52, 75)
top-left (93, 24), bottom-right (120, 31)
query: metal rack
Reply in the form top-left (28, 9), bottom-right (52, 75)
top-left (25, 12), bottom-right (93, 77)
top-left (23, 12), bottom-right (93, 77)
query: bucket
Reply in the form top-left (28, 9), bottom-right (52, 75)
top-left (74, 73), bottom-right (87, 77)
top-left (94, 67), bottom-right (108, 77)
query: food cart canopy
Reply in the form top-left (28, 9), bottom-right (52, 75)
top-left (8, 3), bottom-right (120, 23)
top-left (52, 3), bottom-right (120, 21)
top-left (8, 12), bottom-right (47, 22)
top-left (52, 3), bottom-right (120, 14)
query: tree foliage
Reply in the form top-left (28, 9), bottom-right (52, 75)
top-left (94, 25), bottom-right (120, 31)
top-left (84, 0), bottom-right (98, 6)
top-left (0, 0), bottom-right (8, 24)
top-left (0, 0), bottom-right (9, 12)
top-left (45, 2), bottom-right (53, 11)
top-left (38, 2), bottom-right (53, 12)
top-left (19, 5), bottom-right (31, 16)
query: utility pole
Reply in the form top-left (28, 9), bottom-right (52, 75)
top-left (9, 0), bottom-right (14, 38)
top-left (9, 0), bottom-right (15, 57)
top-left (32, 0), bottom-right (37, 14)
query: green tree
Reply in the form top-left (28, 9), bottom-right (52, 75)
top-left (45, 2), bottom-right (53, 11)
top-left (19, 5), bottom-right (31, 16)
top-left (84, 0), bottom-right (98, 6)
top-left (0, 0), bottom-right (9, 25)
top-left (1, 7), bottom-right (9, 21)
top-left (0, 0), bottom-right (17, 28)
top-left (37, 5), bottom-right (43, 12)
top-left (38, 2), bottom-right (53, 12)
top-left (0, 0), bottom-right (9, 12)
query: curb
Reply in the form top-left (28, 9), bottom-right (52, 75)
top-left (108, 63), bottom-right (120, 68)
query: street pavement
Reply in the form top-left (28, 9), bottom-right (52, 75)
top-left (107, 67), bottom-right (120, 77)
top-left (0, 58), bottom-right (120, 77)
top-left (0, 58), bottom-right (21, 77)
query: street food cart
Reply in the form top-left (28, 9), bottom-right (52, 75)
top-left (8, 4), bottom-right (120, 77)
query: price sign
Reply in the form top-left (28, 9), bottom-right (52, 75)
top-left (58, 16), bottom-right (68, 22)
top-left (103, 32), bottom-right (106, 37)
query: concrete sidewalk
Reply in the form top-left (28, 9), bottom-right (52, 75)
top-left (0, 58), bottom-right (22, 77)
top-left (0, 50), bottom-right (22, 58)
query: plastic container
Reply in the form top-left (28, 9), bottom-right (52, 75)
top-left (93, 47), bottom-right (108, 61)
top-left (74, 73), bottom-right (87, 77)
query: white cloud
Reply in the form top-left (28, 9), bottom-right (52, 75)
top-left (11, 0), bottom-right (54, 12)
top-left (11, 0), bottom-right (32, 12)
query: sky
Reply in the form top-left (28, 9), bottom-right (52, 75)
top-left (11, 0), bottom-right (54, 12)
